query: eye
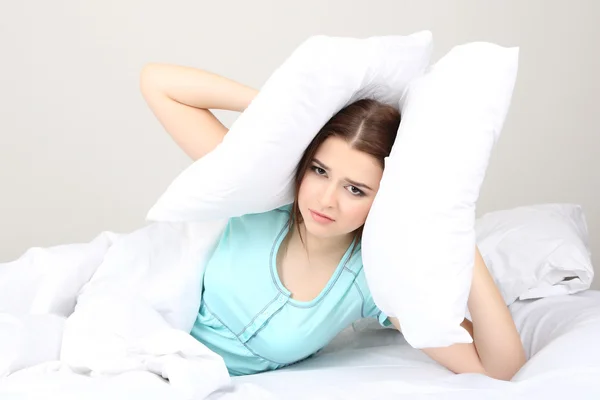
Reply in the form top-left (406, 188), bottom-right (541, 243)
top-left (346, 185), bottom-right (365, 197)
top-left (311, 165), bottom-right (327, 176)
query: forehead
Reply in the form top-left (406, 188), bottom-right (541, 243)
top-left (313, 136), bottom-right (383, 183)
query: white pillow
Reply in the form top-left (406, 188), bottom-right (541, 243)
top-left (475, 203), bottom-right (594, 304)
top-left (354, 203), bottom-right (594, 331)
top-left (146, 31), bottom-right (433, 222)
top-left (362, 42), bottom-right (520, 349)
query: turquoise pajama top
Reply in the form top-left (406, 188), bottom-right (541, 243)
top-left (190, 203), bottom-right (390, 376)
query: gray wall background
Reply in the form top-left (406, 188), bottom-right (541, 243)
top-left (1, 0), bottom-right (598, 289)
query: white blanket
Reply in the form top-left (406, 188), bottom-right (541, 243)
top-left (0, 220), bottom-right (273, 399)
top-left (0, 211), bottom-right (595, 399)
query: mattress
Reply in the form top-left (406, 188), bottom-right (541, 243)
top-left (1, 290), bottom-right (599, 399)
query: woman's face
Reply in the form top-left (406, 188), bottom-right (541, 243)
top-left (297, 136), bottom-right (384, 239)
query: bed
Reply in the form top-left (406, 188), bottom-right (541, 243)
top-left (2, 290), bottom-right (599, 399)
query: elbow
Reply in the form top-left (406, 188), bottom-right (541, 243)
top-left (483, 353), bottom-right (527, 381)
top-left (139, 63), bottom-right (167, 94)
top-left (485, 369), bottom-right (516, 382)
top-left (140, 63), bottom-right (157, 91)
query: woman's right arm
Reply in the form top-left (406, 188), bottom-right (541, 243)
top-left (140, 63), bottom-right (259, 161)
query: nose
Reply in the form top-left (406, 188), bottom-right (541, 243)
top-left (319, 182), bottom-right (337, 209)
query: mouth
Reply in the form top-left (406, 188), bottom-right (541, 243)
top-left (308, 208), bottom-right (335, 224)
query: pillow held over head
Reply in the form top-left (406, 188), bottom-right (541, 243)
top-left (362, 42), bottom-right (520, 349)
top-left (146, 31), bottom-right (433, 222)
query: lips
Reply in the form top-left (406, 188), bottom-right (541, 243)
top-left (309, 209), bottom-right (334, 222)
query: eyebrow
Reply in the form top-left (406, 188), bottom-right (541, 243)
top-left (312, 158), bottom-right (374, 191)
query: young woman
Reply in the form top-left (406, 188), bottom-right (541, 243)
top-left (140, 63), bottom-right (526, 380)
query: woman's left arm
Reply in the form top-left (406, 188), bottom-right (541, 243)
top-left (463, 246), bottom-right (527, 380)
top-left (388, 246), bottom-right (527, 380)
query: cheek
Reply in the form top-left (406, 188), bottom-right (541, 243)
top-left (299, 172), bottom-right (323, 196)
top-left (339, 197), bottom-right (374, 227)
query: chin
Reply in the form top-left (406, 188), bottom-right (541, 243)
top-left (304, 221), bottom-right (336, 238)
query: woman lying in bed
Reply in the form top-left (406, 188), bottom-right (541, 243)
top-left (139, 63), bottom-right (527, 381)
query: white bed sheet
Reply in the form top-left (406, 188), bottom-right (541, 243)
top-left (1, 290), bottom-right (599, 399)
top-left (232, 290), bottom-right (600, 399)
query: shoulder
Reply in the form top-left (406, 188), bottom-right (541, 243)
top-left (342, 248), bottom-right (371, 307)
top-left (236, 203), bottom-right (292, 224)
top-left (352, 257), bottom-right (394, 328)
top-left (351, 261), bottom-right (370, 299)
top-left (346, 244), bottom-right (365, 282)
top-left (226, 203), bottom-right (292, 237)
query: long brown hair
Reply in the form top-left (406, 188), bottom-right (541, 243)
top-left (286, 98), bottom-right (401, 253)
